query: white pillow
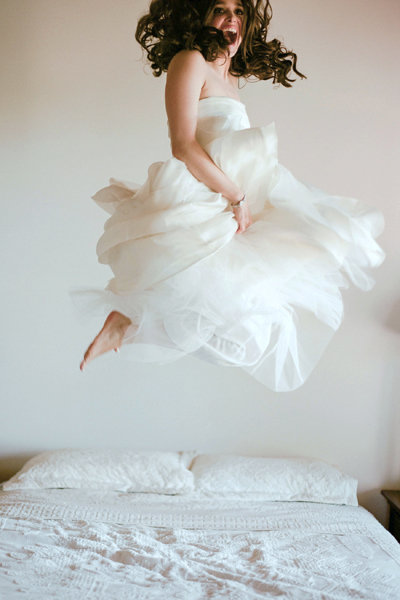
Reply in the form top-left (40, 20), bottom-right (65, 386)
top-left (190, 454), bottom-right (358, 506)
top-left (2, 448), bottom-right (196, 494)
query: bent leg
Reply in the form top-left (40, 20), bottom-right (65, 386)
top-left (80, 311), bottom-right (133, 371)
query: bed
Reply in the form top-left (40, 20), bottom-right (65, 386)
top-left (0, 449), bottom-right (399, 599)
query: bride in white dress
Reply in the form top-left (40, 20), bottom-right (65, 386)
top-left (80, 0), bottom-right (384, 391)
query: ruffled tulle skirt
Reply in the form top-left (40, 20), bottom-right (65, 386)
top-left (81, 121), bottom-right (384, 391)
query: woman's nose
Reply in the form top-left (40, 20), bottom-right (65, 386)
top-left (226, 11), bottom-right (238, 22)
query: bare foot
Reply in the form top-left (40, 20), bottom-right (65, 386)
top-left (80, 311), bottom-right (132, 371)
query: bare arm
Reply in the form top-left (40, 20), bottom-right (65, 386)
top-left (165, 50), bottom-right (251, 233)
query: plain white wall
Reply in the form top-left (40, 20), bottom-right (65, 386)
top-left (1, 0), bottom-right (399, 524)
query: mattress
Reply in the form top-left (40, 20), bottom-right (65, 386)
top-left (0, 489), bottom-right (399, 599)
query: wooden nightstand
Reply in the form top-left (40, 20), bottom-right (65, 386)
top-left (382, 490), bottom-right (400, 543)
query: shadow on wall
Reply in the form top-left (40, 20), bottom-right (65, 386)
top-left (358, 489), bottom-right (389, 528)
top-left (385, 299), bottom-right (400, 333)
top-left (0, 453), bottom-right (36, 483)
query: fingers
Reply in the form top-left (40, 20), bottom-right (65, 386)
top-left (232, 204), bottom-right (252, 234)
top-left (234, 218), bottom-right (252, 234)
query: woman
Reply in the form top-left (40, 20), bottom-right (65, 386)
top-left (80, 0), bottom-right (384, 391)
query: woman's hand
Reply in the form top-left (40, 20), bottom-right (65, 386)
top-left (232, 202), bottom-right (252, 233)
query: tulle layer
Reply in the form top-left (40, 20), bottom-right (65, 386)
top-left (86, 115), bottom-right (384, 391)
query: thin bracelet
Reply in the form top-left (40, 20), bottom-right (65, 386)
top-left (230, 194), bottom-right (246, 208)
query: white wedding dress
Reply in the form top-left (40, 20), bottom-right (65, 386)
top-left (90, 96), bottom-right (384, 391)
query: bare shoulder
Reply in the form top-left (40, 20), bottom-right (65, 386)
top-left (168, 49), bottom-right (207, 74)
top-left (166, 50), bottom-right (207, 103)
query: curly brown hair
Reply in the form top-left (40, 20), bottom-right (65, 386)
top-left (135, 0), bottom-right (306, 87)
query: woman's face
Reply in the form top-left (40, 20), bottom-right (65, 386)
top-left (206, 0), bottom-right (245, 57)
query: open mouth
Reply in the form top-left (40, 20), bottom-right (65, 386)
top-left (223, 28), bottom-right (238, 45)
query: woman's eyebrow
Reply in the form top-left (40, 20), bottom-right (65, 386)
top-left (214, 2), bottom-right (244, 6)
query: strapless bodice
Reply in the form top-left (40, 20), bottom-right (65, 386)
top-left (195, 96), bottom-right (250, 146)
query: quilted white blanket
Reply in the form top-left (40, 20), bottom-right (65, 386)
top-left (0, 489), bottom-right (399, 599)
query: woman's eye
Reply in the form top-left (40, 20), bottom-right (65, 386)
top-left (212, 6), bottom-right (243, 16)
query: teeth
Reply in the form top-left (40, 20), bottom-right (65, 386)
top-left (222, 27), bottom-right (238, 45)
top-left (223, 28), bottom-right (238, 42)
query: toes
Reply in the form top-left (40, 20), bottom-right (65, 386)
top-left (80, 344), bottom-right (93, 371)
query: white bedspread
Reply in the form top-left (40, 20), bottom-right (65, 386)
top-left (0, 489), bottom-right (399, 599)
